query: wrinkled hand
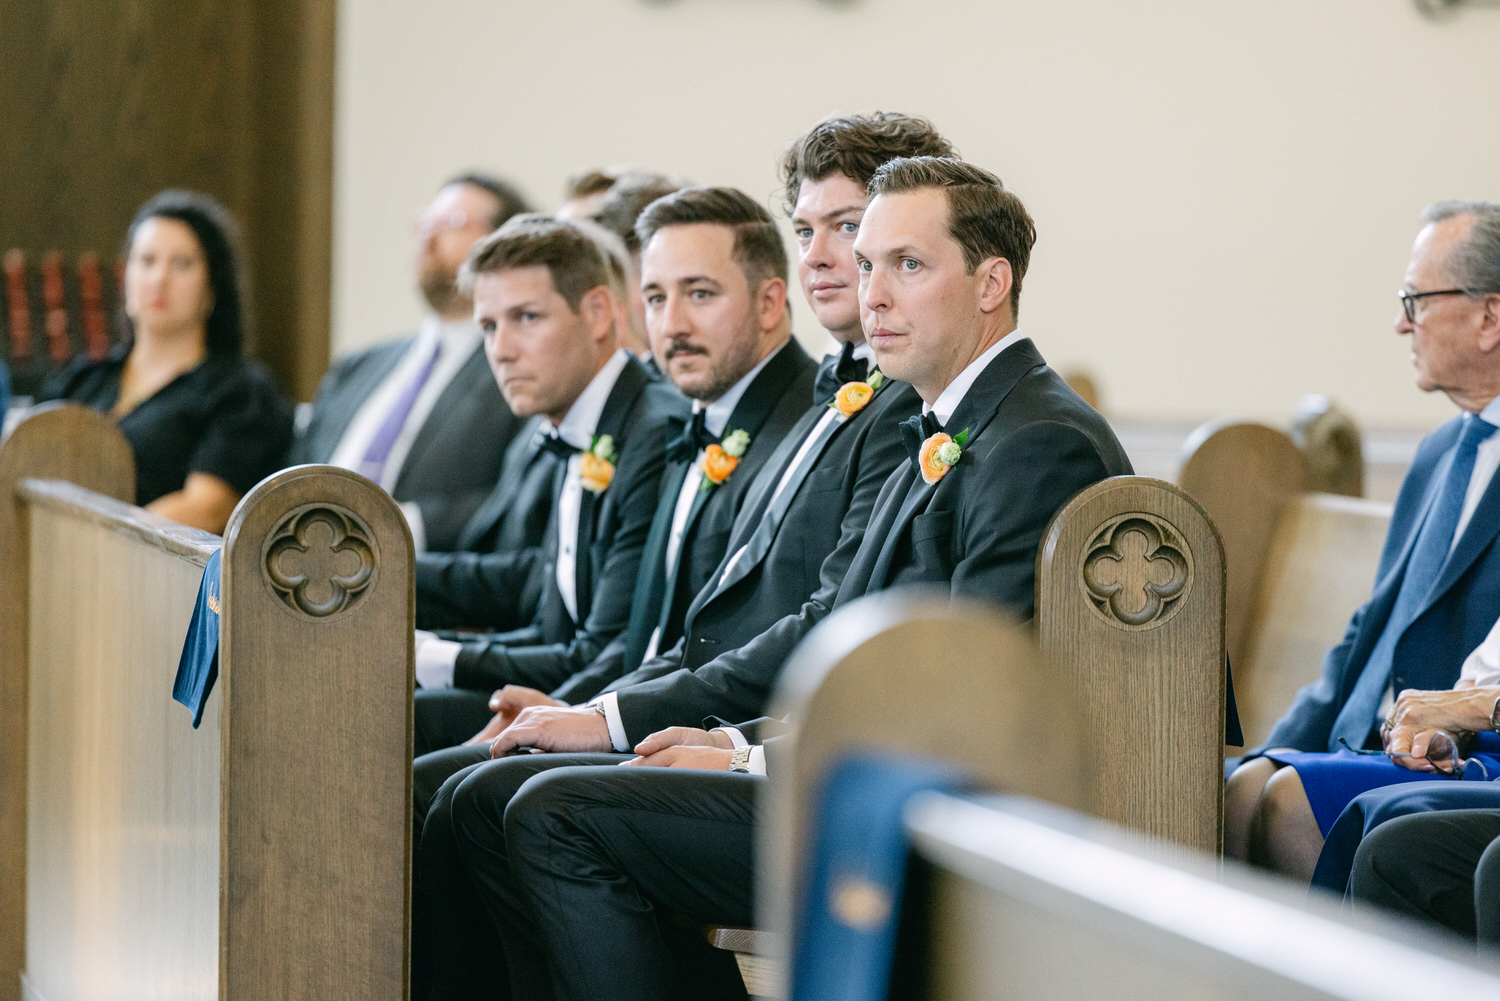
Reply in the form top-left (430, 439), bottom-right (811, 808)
top-left (1382, 687), bottom-right (1495, 771)
top-left (625, 745), bottom-right (736, 770)
top-left (632, 726), bottom-right (734, 757)
top-left (463, 686), bottom-right (564, 746)
top-left (1384, 724), bottom-right (1463, 773)
top-left (490, 705), bottom-right (611, 758)
top-left (622, 727), bottom-right (735, 770)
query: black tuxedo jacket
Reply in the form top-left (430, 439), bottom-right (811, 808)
top-left (449, 355), bottom-right (687, 693)
top-left (609, 339), bottom-right (816, 677)
top-left (553, 357), bottom-right (919, 744)
top-left (412, 415), bottom-right (555, 630)
top-left (838, 338), bottom-right (1130, 611)
top-left (291, 334), bottom-right (522, 551)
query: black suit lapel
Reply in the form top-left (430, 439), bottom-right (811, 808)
top-left (860, 341), bottom-right (1045, 593)
top-left (623, 461), bottom-right (694, 669)
top-left (456, 416), bottom-right (547, 551)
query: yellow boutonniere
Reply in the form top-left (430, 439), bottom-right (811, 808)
top-left (580, 434), bottom-right (617, 493)
top-left (700, 429), bottom-right (751, 489)
top-left (830, 370), bottom-right (887, 419)
top-left (919, 428), bottom-right (969, 485)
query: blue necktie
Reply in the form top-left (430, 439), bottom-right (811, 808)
top-left (1328, 415), bottom-right (1497, 750)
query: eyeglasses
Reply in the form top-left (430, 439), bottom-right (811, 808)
top-left (415, 209), bottom-right (476, 238)
top-left (1336, 734), bottom-right (1483, 778)
top-left (1398, 287), bottom-right (1472, 323)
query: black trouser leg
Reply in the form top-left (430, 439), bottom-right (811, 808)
top-left (1352, 808), bottom-right (1500, 942)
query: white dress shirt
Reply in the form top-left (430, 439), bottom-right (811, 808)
top-left (925, 328), bottom-right (1026, 424)
top-left (328, 315), bottom-right (484, 552)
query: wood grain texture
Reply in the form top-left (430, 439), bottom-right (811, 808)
top-left (1236, 493), bottom-right (1393, 748)
top-left (0, 0), bottom-right (335, 400)
top-left (1037, 475), bottom-right (1226, 855)
top-left (759, 593), bottom-right (1088, 997)
top-left (219, 465), bottom-right (412, 1001)
top-left (0, 405), bottom-right (133, 1001)
top-left (1177, 420), bottom-right (1307, 679)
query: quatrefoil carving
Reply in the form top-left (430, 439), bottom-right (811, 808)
top-left (1081, 515), bottom-right (1192, 630)
top-left (264, 506), bottom-right (376, 618)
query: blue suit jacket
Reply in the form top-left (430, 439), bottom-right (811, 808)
top-left (1261, 414), bottom-right (1500, 753)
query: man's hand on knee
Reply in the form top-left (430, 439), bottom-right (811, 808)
top-left (490, 704), bottom-right (611, 758)
top-left (464, 686), bottom-right (564, 746)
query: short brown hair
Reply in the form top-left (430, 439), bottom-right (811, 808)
top-left (592, 171), bottom-right (689, 253)
top-left (868, 156), bottom-right (1035, 317)
top-left (779, 112), bottom-right (955, 216)
top-left (635, 186), bottom-right (787, 290)
top-left (444, 172), bottom-right (531, 229)
top-left (460, 214), bottom-right (611, 311)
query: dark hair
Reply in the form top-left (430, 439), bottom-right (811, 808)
top-left (444, 172), bottom-right (532, 229)
top-left (780, 112), bottom-right (955, 216)
top-left (564, 168), bottom-right (622, 201)
top-left (125, 189), bottom-right (248, 355)
top-left (591, 172), bottom-right (689, 253)
top-left (868, 156), bottom-right (1035, 317)
top-left (460, 214), bottom-right (612, 311)
top-left (1421, 201), bottom-right (1500, 296)
top-left (635, 186), bottom-right (788, 290)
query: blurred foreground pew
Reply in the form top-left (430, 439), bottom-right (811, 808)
top-left (766, 599), bottom-right (1500, 1000)
top-left (0, 404), bottom-right (413, 1001)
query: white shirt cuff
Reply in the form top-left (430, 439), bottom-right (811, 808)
top-left (747, 745), bottom-right (767, 776)
top-left (399, 501), bottom-right (427, 554)
top-left (414, 632), bottom-right (460, 689)
top-left (712, 726), bottom-right (748, 749)
top-left (593, 691), bottom-right (632, 752)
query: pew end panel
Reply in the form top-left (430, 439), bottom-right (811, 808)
top-left (219, 465), bottom-right (414, 1001)
top-left (759, 594), bottom-right (1089, 997)
top-left (1037, 475), bottom-right (1226, 855)
top-left (0, 405), bottom-right (134, 1001)
top-left (1236, 492), bottom-right (1393, 748)
top-left (1177, 419), bottom-right (1307, 675)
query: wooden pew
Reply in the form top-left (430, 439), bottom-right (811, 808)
top-left (766, 596), bottom-right (1500, 999)
top-left (0, 404), bottom-right (413, 1001)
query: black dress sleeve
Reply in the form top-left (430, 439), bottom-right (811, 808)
top-left (188, 359), bottom-right (295, 496)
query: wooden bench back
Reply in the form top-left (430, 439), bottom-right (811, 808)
top-left (1235, 492), bottom-right (1392, 748)
top-left (0, 404), bottom-right (413, 1001)
top-left (1177, 419), bottom-right (1308, 677)
top-left (1037, 475), bottom-right (1226, 854)
top-left (903, 792), bottom-right (1500, 999)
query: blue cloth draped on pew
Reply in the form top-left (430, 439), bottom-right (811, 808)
top-left (172, 547), bottom-right (223, 728)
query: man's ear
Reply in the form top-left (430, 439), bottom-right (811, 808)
top-left (1478, 292), bottom-right (1500, 354)
top-left (975, 257), bottom-right (1013, 316)
top-left (756, 276), bottom-right (789, 334)
top-left (581, 285), bottom-right (616, 343)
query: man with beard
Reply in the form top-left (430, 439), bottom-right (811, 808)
top-left (292, 173), bottom-right (530, 551)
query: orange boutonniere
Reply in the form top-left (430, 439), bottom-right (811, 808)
top-left (579, 434), bottom-right (617, 494)
top-left (918, 428), bottom-right (969, 485)
top-left (700, 429), bottom-right (751, 490)
top-left (830, 371), bottom-right (887, 419)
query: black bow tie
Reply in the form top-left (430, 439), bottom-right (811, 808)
top-left (537, 432), bottom-right (579, 461)
top-left (813, 342), bottom-right (869, 403)
top-left (666, 410), bottom-right (717, 464)
top-left (898, 411), bottom-right (945, 474)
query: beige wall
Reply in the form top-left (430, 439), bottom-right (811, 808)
top-left (333, 0), bottom-right (1500, 430)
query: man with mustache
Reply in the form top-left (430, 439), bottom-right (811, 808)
top-left (410, 190), bottom-right (815, 753)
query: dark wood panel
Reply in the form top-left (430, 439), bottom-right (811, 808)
top-left (0, 0), bottom-right (333, 400)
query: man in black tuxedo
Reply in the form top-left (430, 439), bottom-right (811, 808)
top-left (407, 214), bottom-right (685, 756)
top-left (291, 174), bottom-right (531, 552)
top-left (420, 155), bottom-right (1130, 1001)
top-left (413, 190), bottom-right (816, 751)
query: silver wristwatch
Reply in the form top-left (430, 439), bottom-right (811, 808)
top-left (729, 746), bottom-right (753, 773)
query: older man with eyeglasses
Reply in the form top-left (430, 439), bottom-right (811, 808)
top-left (1224, 201), bottom-right (1500, 882)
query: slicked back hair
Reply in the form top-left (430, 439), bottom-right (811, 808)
top-left (1422, 201), bottom-right (1500, 296)
top-left (444, 172), bottom-right (532, 230)
top-left (779, 111), bottom-right (955, 216)
top-left (635, 186), bottom-right (788, 291)
top-left (868, 156), bottom-right (1035, 317)
top-left (460, 214), bottom-right (612, 312)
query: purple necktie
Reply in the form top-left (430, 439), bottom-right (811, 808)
top-left (358, 339), bottom-right (442, 484)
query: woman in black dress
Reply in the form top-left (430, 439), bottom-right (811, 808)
top-left (42, 190), bottom-right (292, 533)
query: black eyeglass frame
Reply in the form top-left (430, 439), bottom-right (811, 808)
top-left (1398, 287), bottom-right (1473, 323)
